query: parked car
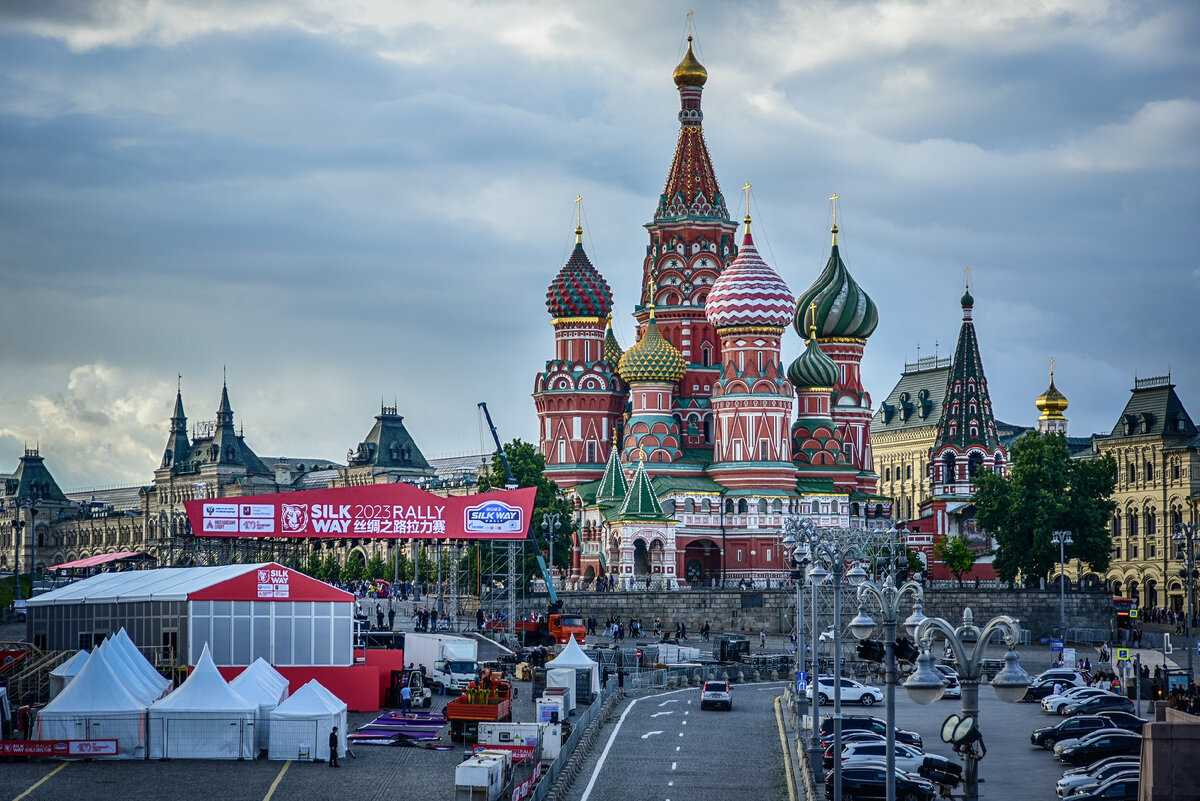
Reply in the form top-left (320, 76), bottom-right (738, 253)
top-left (11, 599), bottom-right (26, 622)
top-left (1067, 776), bottom-right (1140, 801)
top-left (1027, 670), bottom-right (1091, 700)
top-left (1032, 716), bottom-right (1116, 749)
top-left (700, 680), bottom-right (732, 710)
top-left (808, 676), bottom-right (884, 707)
top-left (1044, 687), bottom-right (1112, 713)
top-left (820, 715), bottom-right (923, 749)
top-left (935, 664), bottom-right (961, 699)
top-left (826, 764), bottom-right (937, 801)
top-left (1063, 695), bottom-right (1135, 717)
top-left (1057, 762), bottom-right (1139, 798)
top-left (1093, 712), bottom-right (1146, 733)
top-left (823, 731), bottom-right (889, 766)
top-left (1054, 731), bottom-right (1142, 765)
top-left (840, 740), bottom-right (961, 785)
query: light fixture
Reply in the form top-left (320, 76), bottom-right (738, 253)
top-left (903, 603), bottom-right (927, 641)
top-left (903, 651), bottom-right (946, 705)
top-left (781, 532), bottom-right (797, 548)
top-left (809, 564), bottom-right (829, 586)
top-left (849, 604), bottom-right (877, 640)
top-left (846, 564), bottom-right (868, 587)
top-left (988, 650), bottom-right (1031, 703)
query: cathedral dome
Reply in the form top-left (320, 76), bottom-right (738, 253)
top-left (546, 226), bottom-right (613, 319)
top-left (705, 226), bottom-right (794, 329)
top-left (673, 35), bottom-right (708, 88)
top-left (1036, 368), bottom-right (1069, 420)
top-left (787, 305), bottom-right (840, 389)
top-left (792, 226), bottom-right (878, 341)
top-left (618, 307), bottom-right (686, 384)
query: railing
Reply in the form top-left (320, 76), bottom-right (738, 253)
top-left (529, 674), bottom-right (620, 801)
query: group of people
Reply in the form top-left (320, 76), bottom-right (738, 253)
top-left (1137, 606), bottom-right (1199, 632)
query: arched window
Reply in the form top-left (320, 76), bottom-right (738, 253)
top-left (1128, 463), bottom-right (1136, 483)
top-left (684, 498), bottom-right (695, 514)
top-left (968, 452), bottom-right (984, 479)
top-left (737, 499), bottom-right (748, 514)
top-left (1112, 515), bottom-right (1121, 537)
top-left (726, 499), bottom-right (735, 514)
top-left (1128, 512), bottom-right (1139, 538)
top-left (943, 453), bottom-right (956, 483)
top-left (701, 345), bottom-right (712, 367)
top-left (1145, 461), bottom-right (1154, 482)
top-left (1147, 510), bottom-right (1157, 537)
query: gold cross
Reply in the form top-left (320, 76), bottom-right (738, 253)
top-left (575, 195), bottom-right (582, 227)
top-left (964, 267), bottom-right (970, 291)
top-left (829, 193), bottom-right (840, 225)
top-left (742, 181), bottom-right (751, 217)
top-left (1050, 356), bottom-right (1055, 377)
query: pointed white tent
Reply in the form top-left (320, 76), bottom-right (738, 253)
top-left (111, 628), bottom-right (172, 699)
top-left (48, 649), bottom-right (90, 699)
top-left (268, 680), bottom-right (347, 762)
top-left (230, 658), bottom-right (290, 752)
top-left (36, 647), bottom-right (146, 758)
top-left (96, 637), bottom-right (164, 706)
top-left (545, 634), bottom-right (601, 696)
top-left (148, 645), bottom-right (256, 759)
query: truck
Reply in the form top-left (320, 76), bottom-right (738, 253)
top-left (446, 668), bottom-right (514, 741)
top-left (406, 632), bottom-right (479, 694)
top-left (506, 613), bottom-right (588, 647)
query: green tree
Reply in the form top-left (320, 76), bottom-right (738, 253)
top-left (366, 553), bottom-right (387, 581)
top-left (317, 552), bottom-right (342, 584)
top-left (343, 551), bottom-right (368, 583)
top-left (302, 551), bottom-right (323, 578)
top-left (477, 438), bottom-right (577, 589)
top-left (974, 432), bottom-right (1116, 586)
top-left (933, 535), bottom-right (978, 586)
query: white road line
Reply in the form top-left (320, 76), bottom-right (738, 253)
top-left (678, 732), bottom-right (684, 737)
top-left (676, 746), bottom-right (680, 752)
top-left (671, 762), bottom-right (677, 770)
top-left (579, 687), bottom-right (693, 801)
top-left (669, 781), bottom-right (674, 786)
top-left (642, 731), bottom-right (664, 739)
top-left (651, 711), bottom-right (675, 718)
top-left (658, 699), bottom-right (680, 707)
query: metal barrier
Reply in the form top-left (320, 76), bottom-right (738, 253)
top-left (530, 675), bottom-right (619, 801)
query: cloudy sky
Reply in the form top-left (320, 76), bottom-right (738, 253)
top-left (1, 1), bottom-right (1197, 490)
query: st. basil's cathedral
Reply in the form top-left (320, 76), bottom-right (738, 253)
top-left (533, 39), bottom-right (893, 590)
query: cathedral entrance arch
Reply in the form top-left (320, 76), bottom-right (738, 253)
top-left (682, 539), bottom-right (720, 584)
top-left (633, 540), bottom-right (651, 577)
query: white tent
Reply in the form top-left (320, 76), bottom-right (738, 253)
top-left (268, 680), bottom-right (347, 762)
top-left (148, 645), bottom-right (256, 760)
top-left (111, 629), bottom-right (172, 699)
top-left (36, 647), bottom-right (146, 758)
top-left (545, 634), bottom-right (601, 696)
top-left (230, 658), bottom-right (290, 752)
top-left (96, 637), bottom-right (165, 706)
top-left (49, 650), bottom-right (90, 699)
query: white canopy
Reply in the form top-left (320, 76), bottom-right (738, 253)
top-left (545, 634), bottom-right (600, 695)
top-left (111, 629), bottom-right (172, 698)
top-left (36, 647), bottom-right (146, 758)
top-left (230, 658), bottom-right (290, 752)
top-left (48, 649), bottom-right (89, 699)
top-left (148, 645), bottom-right (256, 759)
top-left (269, 680), bottom-right (347, 762)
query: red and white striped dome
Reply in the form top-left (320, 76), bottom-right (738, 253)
top-left (705, 230), bottom-right (793, 328)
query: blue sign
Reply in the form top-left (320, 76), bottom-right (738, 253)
top-left (1051, 638), bottom-right (1064, 652)
top-left (798, 670), bottom-right (808, 682)
top-left (797, 680), bottom-right (808, 692)
top-left (463, 500), bottom-right (524, 533)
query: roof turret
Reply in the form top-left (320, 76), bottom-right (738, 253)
top-left (546, 224), bottom-right (613, 319)
top-left (672, 35), bottom-right (708, 87)
top-left (705, 217), bottom-right (793, 329)
top-left (787, 303), bottom-right (841, 389)
top-left (595, 434), bottom-right (629, 503)
top-left (793, 219), bottom-right (878, 341)
top-left (1036, 361), bottom-right (1069, 421)
top-left (614, 454), bottom-right (669, 520)
top-left (602, 313), bottom-right (623, 365)
top-left (618, 284), bottom-right (686, 384)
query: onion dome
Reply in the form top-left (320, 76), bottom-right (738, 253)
top-left (705, 220), bottom-right (794, 329)
top-left (673, 35), bottom-right (708, 88)
top-left (787, 303), bottom-right (840, 389)
top-left (1036, 362), bottom-right (1069, 420)
top-left (618, 292), bottom-right (686, 384)
top-left (792, 224), bottom-right (878, 341)
top-left (602, 313), bottom-right (623, 364)
top-left (546, 225), bottom-right (613, 319)
top-left (961, 287), bottom-right (974, 308)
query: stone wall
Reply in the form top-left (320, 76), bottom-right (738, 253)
top-left (520, 586), bottom-right (1113, 641)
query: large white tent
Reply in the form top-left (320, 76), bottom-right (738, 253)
top-left (36, 647), bottom-right (146, 758)
top-left (268, 680), bottom-right (347, 762)
top-left (546, 635), bottom-right (601, 696)
top-left (148, 645), bottom-right (256, 760)
top-left (96, 637), bottom-right (166, 706)
top-left (48, 650), bottom-right (89, 699)
top-left (111, 629), bottom-right (172, 698)
top-left (230, 658), bottom-right (290, 753)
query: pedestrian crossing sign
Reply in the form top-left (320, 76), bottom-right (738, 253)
top-left (1115, 648), bottom-right (1129, 662)
top-left (1129, 609), bottom-right (1138, 618)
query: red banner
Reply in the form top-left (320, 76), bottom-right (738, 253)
top-left (0, 739), bottom-right (118, 756)
top-left (185, 484), bottom-right (536, 541)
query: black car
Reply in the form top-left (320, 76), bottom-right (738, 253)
top-left (1068, 776), bottom-right (1139, 801)
top-left (1063, 695), bottom-right (1135, 717)
top-left (1054, 731), bottom-right (1142, 765)
top-left (1031, 715), bottom-right (1112, 749)
top-left (820, 715), bottom-right (923, 749)
top-left (1095, 712), bottom-right (1146, 733)
top-left (826, 763), bottom-right (937, 801)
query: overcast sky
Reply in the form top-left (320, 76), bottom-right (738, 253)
top-left (1, 1), bottom-right (1197, 491)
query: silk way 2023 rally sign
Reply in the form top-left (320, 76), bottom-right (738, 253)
top-left (184, 484), bottom-right (536, 541)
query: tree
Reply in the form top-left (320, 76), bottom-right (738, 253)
top-left (974, 433), bottom-right (1116, 586)
top-left (933, 535), bottom-right (978, 586)
top-left (366, 553), bottom-right (387, 581)
top-left (343, 551), bottom-right (368, 583)
top-left (302, 551), bottom-right (323, 578)
top-left (477, 438), bottom-right (577, 589)
top-left (316, 552), bottom-right (342, 584)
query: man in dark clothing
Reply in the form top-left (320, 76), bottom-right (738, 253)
top-left (388, 607), bottom-right (396, 630)
top-left (617, 666), bottom-right (626, 691)
top-left (376, 604), bottom-right (384, 630)
top-left (329, 726), bottom-right (340, 767)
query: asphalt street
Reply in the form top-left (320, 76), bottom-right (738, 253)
top-left (564, 681), bottom-right (790, 801)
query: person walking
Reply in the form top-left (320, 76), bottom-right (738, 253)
top-left (388, 606), bottom-right (396, 631)
top-left (760, 629), bottom-right (767, 650)
top-left (618, 666), bottom-right (626, 692)
top-left (400, 682), bottom-right (412, 714)
top-left (376, 604), bottom-right (384, 630)
top-left (329, 726), bottom-right (340, 767)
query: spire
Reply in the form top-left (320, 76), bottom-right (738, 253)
top-left (742, 181), bottom-right (752, 234)
top-left (216, 379), bottom-right (234, 428)
top-left (615, 452), bottom-right (668, 520)
top-left (830, 192), bottom-right (840, 246)
top-left (602, 313), bottom-right (624, 365)
top-left (546, 213), bottom-right (613, 319)
top-left (1036, 357), bottom-right (1069, 422)
top-left (793, 208), bottom-right (878, 341)
top-left (787, 304), bottom-right (840, 390)
top-left (657, 32), bottom-right (727, 221)
top-left (170, 385), bottom-right (187, 433)
top-left (618, 276), bottom-right (686, 384)
top-left (596, 433), bottom-right (629, 503)
top-left (162, 381), bottom-right (192, 471)
top-left (672, 34), bottom-right (708, 88)
top-left (935, 288), bottom-right (1000, 452)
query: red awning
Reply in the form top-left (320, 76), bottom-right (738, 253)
top-left (49, 551), bottom-right (155, 570)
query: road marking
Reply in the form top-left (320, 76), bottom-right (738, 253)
top-left (774, 695), bottom-right (797, 801)
top-left (263, 761), bottom-right (291, 801)
top-left (675, 746), bottom-right (680, 752)
top-left (642, 731), bottom-right (664, 739)
top-left (669, 781), bottom-right (674, 786)
top-left (671, 762), bottom-right (677, 770)
top-left (681, 720), bottom-right (687, 725)
top-left (13, 763), bottom-right (67, 801)
top-left (678, 732), bottom-right (684, 737)
top-left (580, 688), bottom-right (693, 801)
top-left (651, 711), bottom-right (675, 718)
top-left (683, 710), bottom-right (689, 716)
top-left (658, 699), bottom-right (680, 707)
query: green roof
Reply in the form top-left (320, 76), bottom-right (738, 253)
top-left (650, 475), bottom-right (725, 494)
top-left (595, 443), bottom-right (629, 502)
top-left (612, 459), bottom-right (670, 521)
top-left (795, 478), bottom-right (839, 494)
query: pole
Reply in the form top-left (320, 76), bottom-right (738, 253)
top-left (832, 567), bottom-right (843, 801)
top-left (1135, 653), bottom-right (1142, 715)
top-left (961, 672), bottom-right (981, 801)
top-left (1187, 532), bottom-right (1194, 681)
top-left (1059, 536), bottom-right (1066, 638)
top-left (884, 614), bottom-right (897, 801)
top-left (796, 567), bottom-right (806, 736)
top-left (809, 566), bottom-right (823, 774)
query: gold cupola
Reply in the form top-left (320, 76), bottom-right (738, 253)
top-left (673, 35), bottom-right (708, 87)
top-left (1036, 360), bottom-right (1069, 420)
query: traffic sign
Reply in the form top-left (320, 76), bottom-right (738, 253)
top-left (797, 680), bottom-right (808, 692)
top-left (798, 670), bottom-right (808, 682)
top-left (1130, 609), bottom-right (1139, 619)
top-left (1115, 648), bottom-right (1130, 662)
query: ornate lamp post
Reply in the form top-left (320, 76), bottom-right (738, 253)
top-left (1173, 521), bottom-right (1197, 680)
top-left (7, 487), bottom-right (43, 599)
top-left (904, 609), bottom-right (1031, 801)
top-left (1051, 530), bottom-right (1073, 638)
top-left (541, 512), bottom-right (562, 594)
top-left (849, 528), bottom-right (925, 801)
top-left (781, 518), bottom-right (813, 737)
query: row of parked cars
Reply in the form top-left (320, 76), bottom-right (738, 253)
top-left (818, 715), bottom-right (962, 801)
top-left (1025, 668), bottom-right (1143, 801)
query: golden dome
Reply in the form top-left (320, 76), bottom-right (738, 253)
top-left (1036, 364), bottom-right (1069, 420)
top-left (673, 35), bottom-right (708, 88)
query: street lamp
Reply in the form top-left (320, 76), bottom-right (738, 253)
top-left (849, 531), bottom-right (924, 801)
top-left (1173, 521), bottom-right (1197, 681)
top-left (1051, 530), bottom-right (1073, 639)
top-left (904, 608), bottom-right (1031, 801)
top-left (541, 512), bottom-right (562, 594)
top-left (781, 518), bottom-right (814, 738)
top-left (8, 487), bottom-right (43, 599)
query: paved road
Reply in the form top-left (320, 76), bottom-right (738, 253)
top-left (564, 682), bottom-right (789, 801)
